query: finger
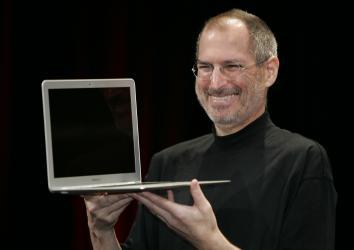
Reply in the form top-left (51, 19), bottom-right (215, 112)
top-left (105, 194), bottom-right (132, 206)
top-left (132, 193), bottom-right (174, 221)
top-left (86, 195), bottom-right (133, 218)
top-left (83, 194), bottom-right (104, 202)
top-left (84, 194), bottom-right (131, 210)
top-left (105, 199), bottom-right (132, 222)
top-left (83, 192), bottom-right (108, 201)
top-left (100, 196), bottom-right (133, 216)
top-left (167, 190), bottom-right (175, 202)
top-left (190, 179), bottom-right (207, 207)
top-left (92, 197), bottom-right (133, 224)
top-left (84, 195), bottom-right (105, 211)
top-left (107, 197), bottom-right (133, 214)
top-left (136, 191), bottom-right (183, 214)
top-left (84, 193), bottom-right (131, 202)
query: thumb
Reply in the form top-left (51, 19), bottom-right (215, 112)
top-left (190, 179), bottom-right (207, 207)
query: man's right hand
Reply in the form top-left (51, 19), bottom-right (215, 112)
top-left (83, 194), bottom-right (133, 250)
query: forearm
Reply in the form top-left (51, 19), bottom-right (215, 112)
top-left (89, 228), bottom-right (121, 250)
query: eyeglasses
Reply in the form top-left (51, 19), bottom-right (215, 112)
top-left (191, 60), bottom-right (266, 80)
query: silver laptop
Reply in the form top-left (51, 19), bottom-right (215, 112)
top-left (42, 78), bottom-right (229, 194)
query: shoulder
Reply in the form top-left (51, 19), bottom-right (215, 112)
top-left (267, 125), bottom-right (333, 180)
top-left (266, 125), bottom-right (322, 153)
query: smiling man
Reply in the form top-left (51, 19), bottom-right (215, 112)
top-left (84, 9), bottom-right (337, 250)
top-left (194, 15), bottom-right (278, 135)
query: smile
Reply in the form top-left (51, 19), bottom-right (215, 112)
top-left (208, 94), bottom-right (239, 107)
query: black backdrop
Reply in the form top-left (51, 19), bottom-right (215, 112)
top-left (1, 1), bottom-right (350, 249)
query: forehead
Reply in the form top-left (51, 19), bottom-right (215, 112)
top-left (198, 20), bottom-right (253, 62)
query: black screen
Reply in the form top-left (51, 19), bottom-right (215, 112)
top-left (48, 87), bottom-right (135, 177)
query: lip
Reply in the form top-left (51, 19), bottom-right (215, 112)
top-left (208, 94), bottom-right (238, 108)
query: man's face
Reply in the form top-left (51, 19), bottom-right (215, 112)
top-left (195, 21), bottom-right (268, 129)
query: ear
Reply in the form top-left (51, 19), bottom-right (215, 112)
top-left (264, 56), bottom-right (279, 87)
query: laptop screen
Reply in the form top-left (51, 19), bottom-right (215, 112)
top-left (48, 87), bottom-right (135, 178)
top-left (42, 79), bottom-right (229, 194)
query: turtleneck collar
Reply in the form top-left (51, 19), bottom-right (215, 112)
top-left (211, 111), bottom-right (273, 149)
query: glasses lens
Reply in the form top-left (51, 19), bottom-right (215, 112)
top-left (193, 63), bottom-right (212, 80)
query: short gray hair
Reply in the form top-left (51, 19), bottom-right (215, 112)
top-left (196, 9), bottom-right (278, 63)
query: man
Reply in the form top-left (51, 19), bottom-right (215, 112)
top-left (84, 9), bottom-right (337, 250)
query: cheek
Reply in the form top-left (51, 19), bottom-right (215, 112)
top-left (241, 74), bottom-right (262, 92)
top-left (195, 82), bottom-right (205, 100)
top-left (196, 79), bottom-right (209, 90)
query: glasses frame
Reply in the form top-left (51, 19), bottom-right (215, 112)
top-left (191, 58), bottom-right (269, 80)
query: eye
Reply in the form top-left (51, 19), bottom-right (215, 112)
top-left (224, 64), bottom-right (244, 71)
top-left (197, 64), bottom-right (213, 72)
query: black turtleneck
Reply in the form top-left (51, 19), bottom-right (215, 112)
top-left (123, 112), bottom-right (337, 250)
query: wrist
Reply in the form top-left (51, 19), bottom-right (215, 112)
top-left (90, 228), bottom-right (120, 250)
top-left (90, 227), bottom-right (116, 239)
top-left (198, 228), bottom-right (241, 250)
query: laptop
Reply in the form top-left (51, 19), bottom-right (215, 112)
top-left (42, 78), bottom-right (230, 194)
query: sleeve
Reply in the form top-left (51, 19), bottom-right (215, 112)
top-left (279, 143), bottom-right (337, 250)
top-left (121, 154), bottom-right (163, 250)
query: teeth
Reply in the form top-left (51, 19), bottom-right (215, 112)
top-left (210, 94), bottom-right (237, 98)
top-left (206, 88), bottom-right (241, 96)
top-left (210, 95), bottom-right (236, 103)
top-left (213, 95), bottom-right (231, 99)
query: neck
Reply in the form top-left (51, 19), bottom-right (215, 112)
top-left (214, 108), bottom-right (265, 136)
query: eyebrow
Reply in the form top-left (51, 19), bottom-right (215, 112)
top-left (196, 59), bottom-right (211, 65)
top-left (197, 59), bottom-right (244, 64)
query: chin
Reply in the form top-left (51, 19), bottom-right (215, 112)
top-left (212, 117), bottom-right (239, 125)
top-left (208, 110), bottom-right (240, 125)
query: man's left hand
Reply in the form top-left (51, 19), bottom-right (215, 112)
top-left (131, 179), bottom-right (232, 249)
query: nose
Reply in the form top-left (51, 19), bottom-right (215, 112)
top-left (209, 66), bottom-right (228, 89)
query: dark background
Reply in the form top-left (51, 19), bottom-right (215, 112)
top-left (1, 0), bottom-right (350, 249)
